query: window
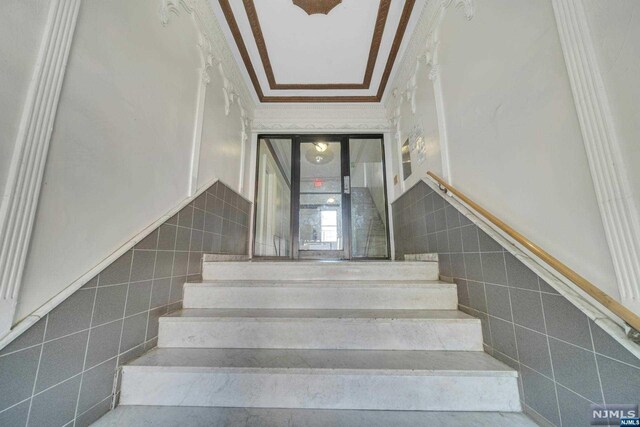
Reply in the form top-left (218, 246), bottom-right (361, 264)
top-left (320, 209), bottom-right (338, 243)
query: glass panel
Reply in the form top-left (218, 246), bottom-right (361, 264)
top-left (401, 138), bottom-right (412, 180)
top-left (298, 141), bottom-right (343, 251)
top-left (349, 139), bottom-right (388, 258)
top-left (254, 138), bottom-right (291, 257)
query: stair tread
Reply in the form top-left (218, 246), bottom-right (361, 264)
top-left (125, 347), bottom-right (516, 376)
top-left (94, 406), bottom-right (536, 426)
top-left (202, 261), bottom-right (435, 265)
top-left (161, 308), bottom-right (478, 322)
top-left (184, 279), bottom-right (455, 288)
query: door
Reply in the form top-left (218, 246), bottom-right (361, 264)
top-left (253, 138), bottom-right (292, 257)
top-left (348, 137), bottom-right (390, 258)
top-left (253, 134), bottom-right (390, 260)
top-left (292, 136), bottom-right (350, 259)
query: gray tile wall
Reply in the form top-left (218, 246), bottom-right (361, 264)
top-left (0, 181), bottom-right (250, 427)
top-left (392, 181), bottom-right (640, 427)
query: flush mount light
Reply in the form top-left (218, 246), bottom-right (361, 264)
top-left (327, 197), bottom-right (336, 204)
top-left (293, 0), bottom-right (342, 15)
top-left (313, 142), bottom-right (328, 152)
top-left (305, 145), bottom-right (334, 165)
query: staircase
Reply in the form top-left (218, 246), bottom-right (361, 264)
top-left (110, 259), bottom-right (529, 423)
top-left (351, 188), bottom-right (388, 257)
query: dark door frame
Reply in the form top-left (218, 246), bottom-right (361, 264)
top-left (292, 135), bottom-right (350, 260)
top-left (253, 134), bottom-right (390, 260)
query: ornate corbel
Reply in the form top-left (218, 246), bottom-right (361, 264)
top-left (442, 0), bottom-right (475, 20)
top-left (160, 0), bottom-right (196, 26)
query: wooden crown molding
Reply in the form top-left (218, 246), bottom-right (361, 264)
top-left (243, 0), bottom-right (390, 90)
top-left (218, 0), bottom-right (416, 102)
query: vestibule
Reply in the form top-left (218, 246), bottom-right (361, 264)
top-left (253, 135), bottom-right (390, 260)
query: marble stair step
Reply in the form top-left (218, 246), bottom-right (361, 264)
top-left (119, 348), bottom-right (520, 411)
top-left (202, 261), bottom-right (439, 281)
top-left (94, 406), bottom-right (537, 426)
top-left (157, 308), bottom-right (483, 350)
top-left (183, 280), bottom-right (458, 309)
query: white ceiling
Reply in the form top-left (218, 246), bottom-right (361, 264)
top-left (211, 0), bottom-right (427, 102)
top-left (256, 1), bottom-right (379, 85)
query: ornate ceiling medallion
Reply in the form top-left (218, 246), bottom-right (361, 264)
top-left (292, 0), bottom-right (342, 15)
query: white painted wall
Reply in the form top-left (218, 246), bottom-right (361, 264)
top-left (581, 0), bottom-right (640, 237)
top-left (436, 0), bottom-right (618, 298)
top-left (0, 0), bottom-right (50, 197)
top-left (11, 0), bottom-right (249, 322)
top-left (198, 67), bottom-right (244, 192)
top-left (396, 78), bottom-right (442, 194)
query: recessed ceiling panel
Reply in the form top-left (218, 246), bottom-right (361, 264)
top-left (213, 0), bottom-right (424, 102)
top-left (255, 0), bottom-right (379, 85)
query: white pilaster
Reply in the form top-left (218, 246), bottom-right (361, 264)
top-left (0, 0), bottom-right (82, 335)
top-left (552, 0), bottom-right (640, 314)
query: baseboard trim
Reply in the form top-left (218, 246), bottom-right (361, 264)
top-left (0, 177), bottom-right (231, 350)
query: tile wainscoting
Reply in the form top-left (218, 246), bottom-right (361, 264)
top-left (392, 180), bottom-right (640, 427)
top-left (0, 181), bottom-right (250, 427)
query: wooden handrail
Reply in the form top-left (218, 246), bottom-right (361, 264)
top-left (427, 171), bottom-right (640, 333)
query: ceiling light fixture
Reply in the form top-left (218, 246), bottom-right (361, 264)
top-left (313, 142), bottom-right (328, 152)
top-left (305, 145), bottom-right (334, 165)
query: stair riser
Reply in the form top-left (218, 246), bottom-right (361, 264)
top-left (202, 262), bottom-right (439, 281)
top-left (183, 287), bottom-right (458, 310)
top-left (120, 369), bottom-right (521, 411)
top-left (158, 319), bottom-right (483, 351)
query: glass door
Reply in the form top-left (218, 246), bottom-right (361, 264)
top-left (348, 137), bottom-right (390, 258)
top-left (253, 134), bottom-right (390, 260)
top-left (253, 137), bottom-right (292, 257)
top-left (292, 137), bottom-right (350, 259)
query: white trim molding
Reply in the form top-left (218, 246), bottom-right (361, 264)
top-left (251, 104), bottom-right (390, 133)
top-left (552, 0), bottom-right (640, 314)
top-left (160, 0), bottom-right (252, 196)
top-left (0, 0), bottom-right (81, 336)
top-left (423, 176), bottom-right (640, 358)
top-left (385, 0), bottom-right (475, 187)
top-left (0, 176), bottom-right (222, 349)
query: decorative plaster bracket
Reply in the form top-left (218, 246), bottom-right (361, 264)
top-left (386, 0), bottom-right (475, 184)
top-left (160, 0), bottom-right (248, 196)
top-left (445, 0), bottom-right (475, 20)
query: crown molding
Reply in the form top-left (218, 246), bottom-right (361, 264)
top-left (252, 104), bottom-right (391, 133)
top-left (218, 0), bottom-right (416, 102)
top-left (0, 0), bottom-right (82, 336)
top-left (242, 0), bottom-right (390, 90)
top-left (552, 0), bottom-right (640, 314)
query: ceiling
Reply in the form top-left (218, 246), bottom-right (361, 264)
top-left (212, 0), bottom-right (425, 103)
